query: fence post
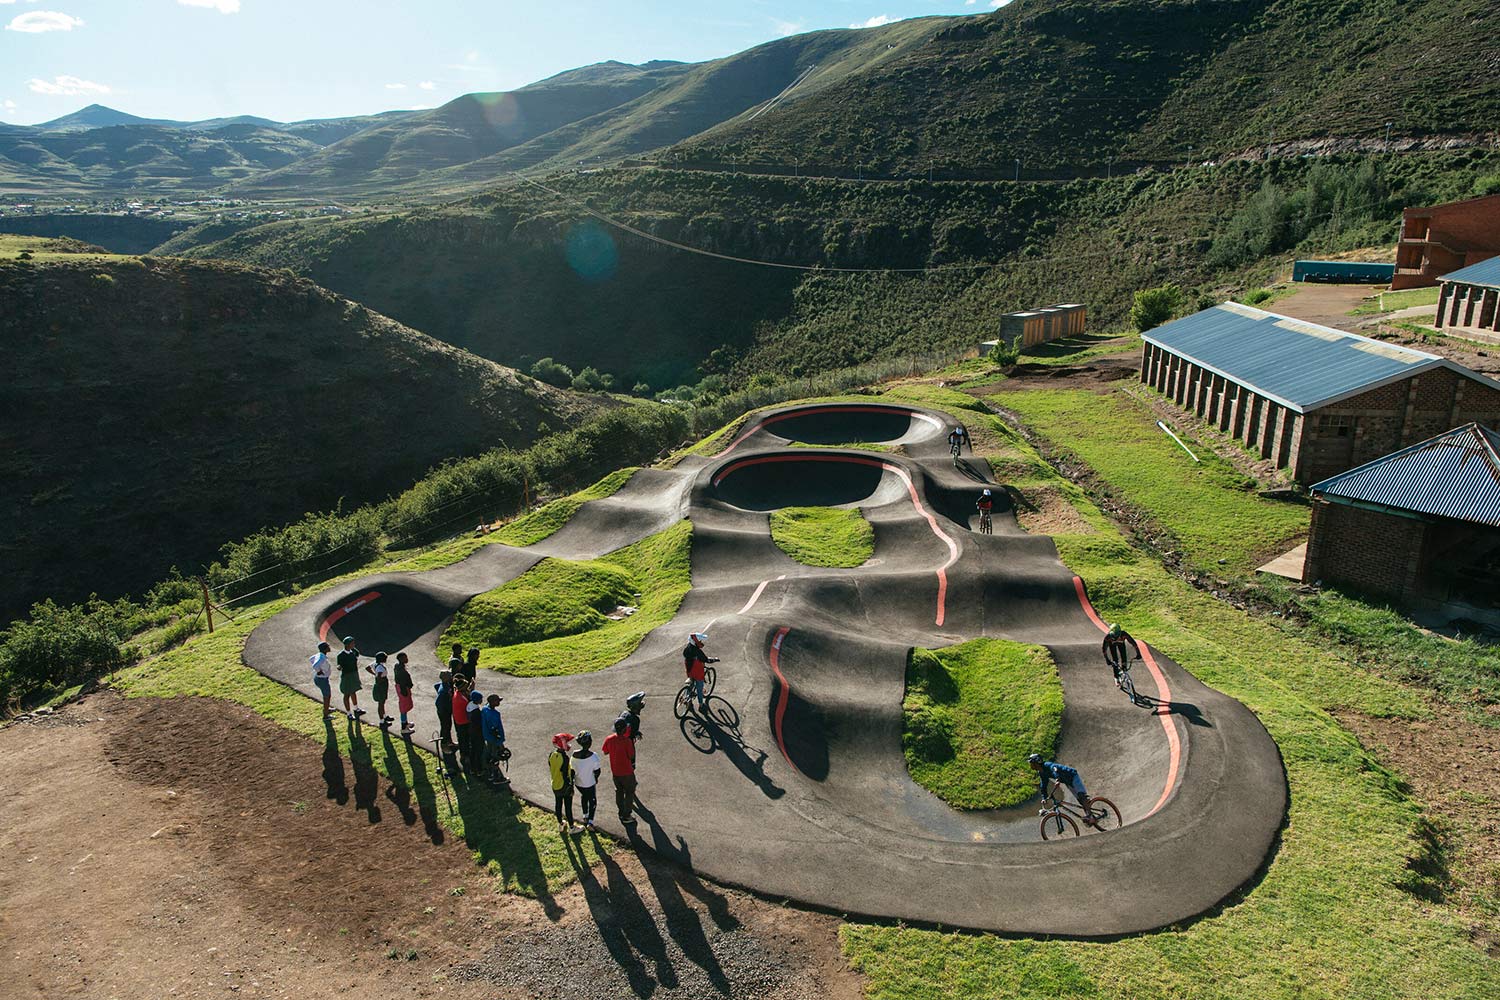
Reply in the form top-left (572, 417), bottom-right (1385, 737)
top-left (201, 578), bottom-right (215, 634)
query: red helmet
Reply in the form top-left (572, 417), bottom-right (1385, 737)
top-left (552, 732), bottom-right (574, 751)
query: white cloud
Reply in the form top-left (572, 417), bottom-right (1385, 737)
top-left (1, 99), bottom-right (17, 118)
top-left (384, 82), bottom-right (406, 90)
top-left (27, 74), bottom-right (110, 96)
top-left (177, 0), bottom-right (240, 13)
top-left (772, 18), bottom-right (803, 37)
top-left (6, 10), bottom-right (84, 32)
top-left (418, 80), bottom-right (436, 91)
top-left (465, 50), bottom-right (479, 62)
top-left (990, 0), bottom-right (1015, 7)
top-left (850, 14), bottom-right (892, 29)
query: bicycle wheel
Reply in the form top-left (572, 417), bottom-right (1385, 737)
top-left (673, 684), bottom-right (692, 720)
top-left (1040, 810), bottom-right (1080, 840)
top-left (1084, 797), bottom-right (1122, 832)
top-left (703, 665), bottom-right (717, 696)
top-left (1119, 668), bottom-right (1137, 703)
top-left (981, 513), bottom-right (993, 535)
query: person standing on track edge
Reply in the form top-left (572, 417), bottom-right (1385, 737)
top-left (571, 731), bottom-right (602, 829)
top-left (683, 634), bottom-right (718, 713)
top-left (619, 691), bottom-right (646, 743)
top-left (1029, 753), bottom-right (1091, 810)
top-left (1102, 623), bottom-right (1141, 683)
top-left (336, 636), bottom-right (365, 719)
top-left (602, 717), bottom-right (637, 826)
top-left (309, 641), bottom-right (334, 717)
top-left (549, 733), bottom-right (580, 832)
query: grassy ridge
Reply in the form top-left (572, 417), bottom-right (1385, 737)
top-left (440, 521), bottom-right (692, 677)
top-left (903, 640), bottom-right (1063, 810)
top-left (768, 507), bottom-right (875, 568)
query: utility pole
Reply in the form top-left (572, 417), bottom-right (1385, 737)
top-left (1014, 158), bottom-right (1021, 182)
top-left (1107, 156), bottom-right (1115, 179)
top-left (1384, 121), bottom-right (1393, 147)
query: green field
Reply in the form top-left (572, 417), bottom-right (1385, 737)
top-left (1351, 285), bottom-right (1442, 315)
top-left (903, 639), bottom-right (1062, 809)
top-left (439, 521), bottom-right (692, 677)
top-left (995, 389), bottom-right (1310, 573)
top-left (768, 506), bottom-right (875, 568)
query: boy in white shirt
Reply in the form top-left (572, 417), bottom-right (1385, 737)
top-left (570, 730), bottom-right (603, 829)
top-left (309, 641), bottom-right (334, 717)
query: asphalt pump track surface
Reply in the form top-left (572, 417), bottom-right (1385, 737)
top-left (245, 401), bottom-right (1287, 936)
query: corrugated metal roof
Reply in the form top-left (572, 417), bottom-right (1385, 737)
top-left (1438, 255), bottom-right (1500, 290)
top-left (1310, 423), bottom-right (1500, 527)
top-left (1143, 303), bottom-right (1446, 412)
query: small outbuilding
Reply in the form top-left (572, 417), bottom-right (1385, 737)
top-left (1303, 423), bottom-right (1500, 619)
top-left (1434, 256), bottom-right (1500, 345)
top-left (1391, 192), bottom-right (1500, 290)
top-left (1140, 303), bottom-right (1500, 484)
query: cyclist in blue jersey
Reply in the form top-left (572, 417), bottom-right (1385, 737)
top-left (1028, 753), bottom-right (1090, 809)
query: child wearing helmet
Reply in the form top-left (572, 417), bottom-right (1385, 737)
top-left (571, 731), bottom-right (602, 829)
top-left (619, 691), bottom-right (646, 742)
top-left (548, 733), bottom-right (580, 832)
top-left (683, 633), bottom-right (719, 713)
top-left (1028, 754), bottom-right (1090, 810)
top-left (1102, 622), bottom-right (1141, 680)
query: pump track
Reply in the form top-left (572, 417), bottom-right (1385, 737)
top-left (244, 401), bottom-right (1287, 937)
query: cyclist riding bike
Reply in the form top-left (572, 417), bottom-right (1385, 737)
top-left (1102, 623), bottom-right (1141, 683)
top-left (1028, 753), bottom-right (1091, 810)
top-left (976, 488), bottom-right (994, 533)
top-left (683, 632), bottom-right (719, 713)
top-left (948, 426), bottom-right (970, 462)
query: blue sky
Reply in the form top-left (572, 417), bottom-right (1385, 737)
top-left (0, 0), bottom-right (1008, 125)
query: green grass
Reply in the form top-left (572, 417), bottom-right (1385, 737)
top-left (440, 521), bottom-right (692, 677)
top-left (389, 468), bottom-right (638, 573)
top-left (902, 640), bottom-right (1063, 810)
top-left (841, 398), bottom-right (1498, 1000)
top-left (1351, 285), bottom-right (1442, 315)
top-left (768, 506), bottom-right (875, 568)
top-left (995, 388), bottom-right (1309, 573)
top-left (113, 585), bottom-right (607, 900)
top-left (0, 234), bottom-right (127, 262)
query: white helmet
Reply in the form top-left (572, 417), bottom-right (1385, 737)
top-left (982, 489), bottom-right (992, 496)
top-left (690, 632), bottom-right (708, 643)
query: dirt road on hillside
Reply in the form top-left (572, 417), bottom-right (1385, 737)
top-left (0, 694), bottom-right (860, 1000)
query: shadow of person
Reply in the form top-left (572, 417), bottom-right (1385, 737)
top-left (400, 737), bottom-right (447, 844)
top-left (630, 818), bottom-right (735, 995)
top-left (448, 771), bottom-right (564, 921)
top-left (561, 833), bottom-right (654, 997)
top-left (378, 728), bottom-right (418, 827)
top-left (1141, 696), bottom-right (1212, 727)
top-left (345, 718), bottom-right (382, 824)
top-left (597, 833), bottom-right (679, 992)
top-left (322, 716), bottom-right (348, 805)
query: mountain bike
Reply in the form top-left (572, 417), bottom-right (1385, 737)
top-left (1039, 787), bottom-right (1122, 840)
top-left (1112, 656), bottom-right (1142, 704)
top-left (951, 439), bottom-right (963, 466)
top-left (978, 508), bottom-right (993, 534)
top-left (673, 664), bottom-right (718, 720)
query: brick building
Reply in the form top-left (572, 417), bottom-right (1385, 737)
top-left (1391, 192), bottom-right (1500, 290)
top-left (1435, 256), bottom-right (1500, 345)
top-left (1140, 303), bottom-right (1500, 484)
top-left (1303, 423), bottom-right (1500, 617)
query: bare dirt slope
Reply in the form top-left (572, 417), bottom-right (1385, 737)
top-left (0, 694), bottom-right (860, 1000)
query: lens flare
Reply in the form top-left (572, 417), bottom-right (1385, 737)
top-left (564, 221), bottom-right (618, 282)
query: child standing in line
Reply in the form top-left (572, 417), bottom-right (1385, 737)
top-left (480, 694), bottom-right (508, 786)
top-left (309, 641), bottom-right (334, 717)
top-left (465, 647), bottom-right (481, 683)
top-left (451, 677), bottom-right (474, 773)
top-left (602, 718), bottom-right (637, 825)
top-left (367, 651), bottom-right (392, 727)
top-left (336, 636), bottom-right (365, 719)
top-left (394, 653), bottom-right (416, 735)
top-left (548, 733), bottom-right (580, 832)
top-left (435, 670), bottom-right (454, 747)
top-left (571, 730), bottom-right (602, 829)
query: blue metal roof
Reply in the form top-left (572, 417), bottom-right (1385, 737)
top-left (1143, 303), bottom-right (1454, 412)
top-left (1310, 424), bottom-right (1500, 527)
top-left (1438, 255), bottom-right (1500, 290)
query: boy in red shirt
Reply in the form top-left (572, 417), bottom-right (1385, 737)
top-left (601, 717), bottom-right (637, 825)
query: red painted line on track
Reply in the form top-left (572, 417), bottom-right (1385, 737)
top-left (715, 453), bottom-right (959, 625)
top-left (1071, 576), bottom-right (1182, 819)
top-left (317, 590), bottom-right (382, 643)
top-left (768, 626), bottom-right (798, 773)
top-left (718, 404), bottom-right (944, 458)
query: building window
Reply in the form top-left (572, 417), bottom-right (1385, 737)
top-left (1317, 413), bottom-right (1354, 437)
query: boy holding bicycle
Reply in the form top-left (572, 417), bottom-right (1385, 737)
top-left (683, 632), bottom-right (718, 713)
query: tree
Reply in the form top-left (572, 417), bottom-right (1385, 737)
top-left (1131, 284), bottom-right (1184, 332)
top-left (529, 357), bottom-right (573, 388)
top-left (570, 366), bottom-right (615, 392)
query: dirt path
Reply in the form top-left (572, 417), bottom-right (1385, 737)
top-left (1273, 283), bottom-right (1374, 330)
top-left (0, 693), bottom-right (860, 1000)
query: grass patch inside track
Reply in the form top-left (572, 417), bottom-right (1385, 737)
top-left (439, 521), bottom-right (692, 677)
top-left (768, 506), bottom-right (875, 568)
top-left (836, 382), bottom-right (1495, 1000)
top-left (995, 388), bottom-right (1309, 574)
top-left (903, 639), bottom-right (1062, 809)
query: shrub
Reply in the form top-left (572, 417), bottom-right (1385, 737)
top-left (530, 357), bottom-right (574, 388)
top-left (989, 340), bottom-right (1020, 366)
top-left (570, 366), bottom-right (615, 392)
top-left (0, 599), bottom-right (130, 709)
top-left (1474, 173), bottom-right (1500, 197)
top-left (1130, 283), bottom-right (1185, 331)
top-left (1241, 288), bottom-right (1273, 306)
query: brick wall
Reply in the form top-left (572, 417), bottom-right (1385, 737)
top-left (1303, 500), bottom-right (1428, 598)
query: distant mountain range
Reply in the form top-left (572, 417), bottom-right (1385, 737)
top-left (1, 1), bottom-right (1496, 201)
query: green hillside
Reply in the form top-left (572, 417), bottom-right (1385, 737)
top-left (673, 0), bottom-right (1500, 176)
top-left (0, 240), bottom-right (607, 623)
top-left (170, 150), bottom-right (1500, 385)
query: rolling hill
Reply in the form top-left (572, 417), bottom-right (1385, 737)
top-left (0, 239), bottom-right (608, 623)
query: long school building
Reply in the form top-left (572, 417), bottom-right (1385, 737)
top-left (1139, 303), bottom-right (1500, 485)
